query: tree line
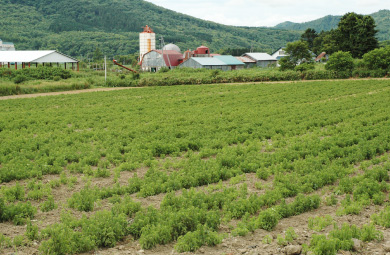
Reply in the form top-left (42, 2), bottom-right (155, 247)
top-left (280, 12), bottom-right (388, 73)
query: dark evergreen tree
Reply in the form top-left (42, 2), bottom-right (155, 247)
top-left (300, 28), bottom-right (318, 49)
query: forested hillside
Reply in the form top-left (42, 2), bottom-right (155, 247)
top-left (0, 0), bottom-right (300, 57)
top-left (275, 10), bottom-right (390, 41)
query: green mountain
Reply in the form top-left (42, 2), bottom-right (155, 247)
top-left (274, 10), bottom-right (390, 41)
top-left (0, 0), bottom-right (301, 58)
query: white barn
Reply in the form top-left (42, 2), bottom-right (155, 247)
top-left (0, 50), bottom-right (79, 70)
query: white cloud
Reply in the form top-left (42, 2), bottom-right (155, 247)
top-left (145, 0), bottom-right (389, 26)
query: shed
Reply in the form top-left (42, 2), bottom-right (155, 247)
top-left (179, 56), bottom-right (244, 71)
top-left (242, 53), bottom-right (277, 68)
top-left (213, 55), bottom-right (245, 70)
top-left (235, 56), bottom-right (256, 68)
top-left (0, 50), bottom-right (79, 70)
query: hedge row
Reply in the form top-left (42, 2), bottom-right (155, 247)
top-left (106, 69), bottom-right (388, 88)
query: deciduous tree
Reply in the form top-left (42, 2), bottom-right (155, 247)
top-left (336, 12), bottom-right (378, 58)
top-left (279, 41), bottom-right (312, 71)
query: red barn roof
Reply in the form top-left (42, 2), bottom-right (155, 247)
top-left (315, 52), bottom-right (327, 62)
top-left (155, 50), bottom-right (183, 67)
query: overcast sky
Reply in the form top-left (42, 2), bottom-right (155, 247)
top-left (145, 0), bottom-right (389, 27)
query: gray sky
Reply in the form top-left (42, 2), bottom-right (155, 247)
top-left (145, 0), bottom-right (389, 27)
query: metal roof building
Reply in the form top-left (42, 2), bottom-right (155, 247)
top-left (242, 53), bottom-right (277, 68)
top-left (179, 56), bottom-right (244, 70)
top-left (0, 50), bottom-right (79, 70)
top-left (235, 56), bottom-right (256, 68)
top-left (214, 55), bottom-right (245, 66)
top-left (140, 50), bottom-right (183, 72)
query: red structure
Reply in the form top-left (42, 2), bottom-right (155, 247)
top-left (183, 46), bottom-right (211, 60)
top-left (142, 25), bottom-right (154, 33)
top-left (194, 46), bottom-right (210, 55)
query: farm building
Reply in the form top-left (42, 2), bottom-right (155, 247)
top-left (179, 55), bottom-right (244, 70)
top-left (0, 39), bottom-right (15, 51)
top-left (235, 56), bottom-right (256, 68)
top-left (315, 52), bottom-right (328, 62)
top-left (271, 47), bottom-right (288, 60)
top-left (0, 50), bottom-right (79, 70)
top-left (140, 47), bottom-right (183, 72)
top-left (183, 46), bottom-right (213, 61)
top-left (242, 53), bottom-right (277, 67)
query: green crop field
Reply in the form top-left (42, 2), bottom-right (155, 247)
top-left (1, 80), bottom-right (390, 254)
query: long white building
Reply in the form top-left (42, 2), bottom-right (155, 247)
top-left (0, 39), bottom-right (15, 51)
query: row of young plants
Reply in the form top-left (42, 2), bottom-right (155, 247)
top-left (304, 158), bottom-right (390, 254)
top-left (105, 68), bottom-right (389, 88)
top-left (33, 153), bottom-right (390, 254)
top-left (0, 198), bottom-right (36, 225)
top-left (1, 80), bottom-right (390, 253)
top-left (1, 79), bottom-right (389, 185)
top-left (64, 95), bottom-right (390, 213)
top-left (36, 181), bottom-right (322, 254)
top-left (308, 223), bottom-right (383, 254)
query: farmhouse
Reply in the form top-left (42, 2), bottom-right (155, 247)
top-left (271, 47), bottom-right (288, 60)
top-left (179, 55), bottom-right (244, 70)
top-left (241, 52), bottom-right (277, 67)
top-left (0, 39), bottom-right (15, 51)
top-left (0, 50), bottom-right (79, 70)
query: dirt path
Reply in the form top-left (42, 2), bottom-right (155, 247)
top-left (0, 78), bottom-right (388, 101)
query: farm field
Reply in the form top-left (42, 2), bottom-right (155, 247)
top-left (1, 79), bottom-right (390, 255)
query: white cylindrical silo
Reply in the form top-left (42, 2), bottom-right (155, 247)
top-left (139, 25), bottom-right (156, 61)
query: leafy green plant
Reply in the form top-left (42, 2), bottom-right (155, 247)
top-left (285, 227), bottom-right (298, 242)
top-left (0, 201), bottom-right (37, 225)
top-left (0, 233), bottom-right (12, 249)
top-left (277, 234), bottom-right (287, 246)
top-left (308, 215), bottom-right (334, 231)
top-left (309, 223), bottom-right (383, 254)
top-left (325, 194), bottom-right (338, 206)
top-left (40, 195), bottom-right (57, 212)
top-left (371, 206), bottom-right (390, 228)
top-left (1, 182), bottom-right (25, 202)
top-left (26, 219), bottom-right (40, 241)
top-left (257, 209), bottom-right (279, 231)
top-left (325, 51), bottom-right (354, 72)
top-left (174, 225), bottom-right (222, 252)
top-left (13, 235), bottom-right (26, 247)
top-left (68, 184), bottom-right (96, 212)
top-left (262, 234), bottom-right (273, 244)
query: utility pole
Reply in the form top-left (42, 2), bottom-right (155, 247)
top-left (104, 55), bottom-right (107, 84)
